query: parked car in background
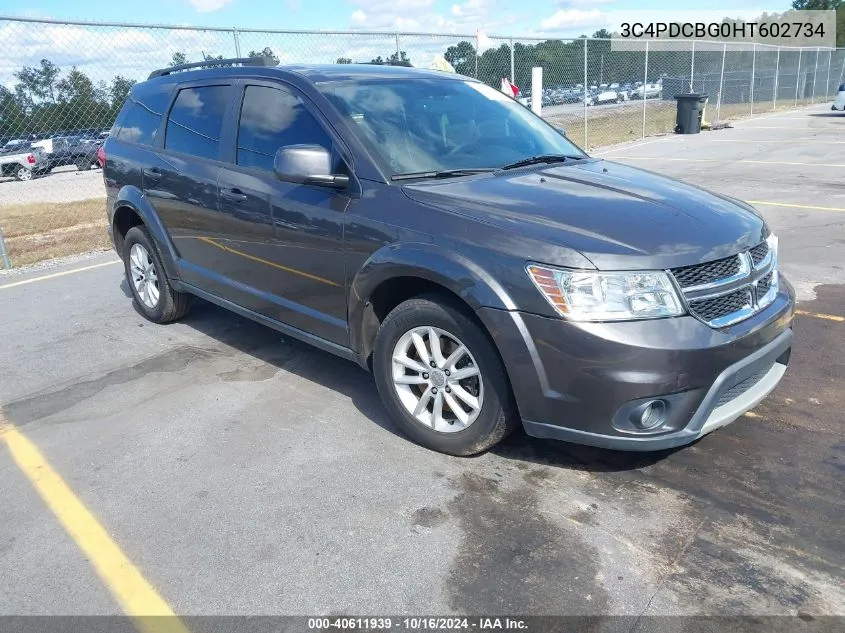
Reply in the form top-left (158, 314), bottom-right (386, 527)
top-left (586, 89), bottom-right (621, 106)
top-left (632, 83), bottom-right (662, 99)
top-left (32, 135), bottom-right (100, 172)
top-left (102, 59), bottom-right (794, 456)
top-left (832, 83), bottom-right (845, 111)
top-left (0, 144), bottom-right (46, 180)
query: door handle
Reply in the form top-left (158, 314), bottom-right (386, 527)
top-left (220, 188), bottom-right (248, 202)
top-left (142, 167), bottom-right (161, 180)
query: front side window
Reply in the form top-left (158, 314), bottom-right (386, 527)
top-left (236, 85), bottom-right (334, 171)
top-left (164, 85), bottom-right (231, 160)
top-left (319, 78), bottom-right (586, 176)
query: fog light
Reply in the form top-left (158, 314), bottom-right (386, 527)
top-left (631, 399), bottom-right (667, 429)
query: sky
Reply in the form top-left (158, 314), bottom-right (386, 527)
top-left (2, 0), bottom-right (793, 37)
top-left (0, 0), bottom-right (795, 88)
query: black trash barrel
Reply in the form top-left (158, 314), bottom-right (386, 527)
top-left (674, 93), bottom-right (709, 134)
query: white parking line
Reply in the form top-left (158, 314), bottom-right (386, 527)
top-left (0, 260), bottom-right (121, 290)
top-left (594, 137), bottom-right (676, 155)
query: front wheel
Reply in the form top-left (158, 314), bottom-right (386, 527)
top-left (372, 295), bottom-right (518, 456)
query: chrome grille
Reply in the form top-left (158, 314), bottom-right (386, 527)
top-left (671, 240), bottom-right (777, 328)
top-left (671, 255), bottom-right (741, 289)
top-left (715, 365), bottom-right (774, 407)
top-left (757, 271), bottom-right (773, 296)
top-left (689, 288), bottom-right (752, 322)
top-left (749, 242), bottom-right (769, 266)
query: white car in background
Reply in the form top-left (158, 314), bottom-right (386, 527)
top-left (586, 89), bottom-right (621, 106)
top-left (832, 83), bottom-right (845, 111)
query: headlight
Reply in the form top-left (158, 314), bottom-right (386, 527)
top-left (527, 265), bottom-right (685, 321)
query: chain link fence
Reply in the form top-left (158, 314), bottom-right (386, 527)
top-left (1, 15), bottom-right (843, 269)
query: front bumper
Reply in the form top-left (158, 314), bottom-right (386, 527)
top-left (478, 278), bottom-right (795, 451)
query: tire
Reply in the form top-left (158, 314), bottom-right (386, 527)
top-left (372, 295), bottom-right (518, 456)
top-left (15, 166), bottom-right (32, 181)
top-left (75, 158), bottom-right (89, 171)
top-left (122, 225), bottom-right (191, 323)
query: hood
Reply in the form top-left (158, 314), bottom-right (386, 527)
top-left (401, 159), bottom-right (768, 270)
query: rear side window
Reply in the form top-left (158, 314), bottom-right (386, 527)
top-left (164, 85), bottom-right (231, 160)
top-left (115, 100), bottom-right (161, 146)
top-left (236, 85), bottom-right (333, 171)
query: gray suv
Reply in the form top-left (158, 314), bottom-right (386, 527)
top-left (101, 58), bottom-right (794, 456)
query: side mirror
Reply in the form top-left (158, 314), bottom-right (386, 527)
top-left (273, 145), bottom-right (350, 189)
top-left (556, 127), bottom-right (568, 138)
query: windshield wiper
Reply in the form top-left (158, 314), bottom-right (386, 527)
top-left (391, 168), bottom-right (496, 181)
top-left (499, 154), bottom-right (585, 170)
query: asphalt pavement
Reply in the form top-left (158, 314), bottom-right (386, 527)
top-left (0, 104), bottom-right (843, 621)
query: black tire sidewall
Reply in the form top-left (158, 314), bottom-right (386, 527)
top-left (373, 297), bottom-right (513, 456)
top-left (123, 226), bottom-right (170, 322)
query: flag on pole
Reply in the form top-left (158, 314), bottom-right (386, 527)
top-left (501, 77), bottom-right (519, 98)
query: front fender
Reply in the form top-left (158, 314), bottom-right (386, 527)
top-left (113, 185), bottom-right (180, 281)
top-left (348, 242), bottom-right (518, 358)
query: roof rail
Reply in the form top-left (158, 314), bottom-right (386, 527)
top-left (148, 56), bottom-right (274, 79)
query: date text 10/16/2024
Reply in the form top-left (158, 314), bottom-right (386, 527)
top-left (308, 618), bottom-right (529, 630)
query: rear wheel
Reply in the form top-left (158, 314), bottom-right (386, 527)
top-left (75, 158), bottom-right (89, 171)
top-left (123, 225), bottom-right (191, 323)
top-left (15, 166), bottom-right (32, 181)
top-left (373, 295), bottom-right (518, 456)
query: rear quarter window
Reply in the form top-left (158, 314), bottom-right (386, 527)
top-left (114, 86), bottom-right (171, 146)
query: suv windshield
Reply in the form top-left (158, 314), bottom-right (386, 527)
top-left (320, 78), bottom-right (586, 177)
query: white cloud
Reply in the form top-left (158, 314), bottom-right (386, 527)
top-left (183, 0), bottom-right (236, 11)
top-left (351, 9), bottom-right (368, 24)
top-left (539, 8), bottom-right (609, 32)
top-left (345, 0), bottom-right (507, 32)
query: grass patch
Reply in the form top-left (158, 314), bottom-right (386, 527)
top-left (0, 199), bottom-right (110, 268)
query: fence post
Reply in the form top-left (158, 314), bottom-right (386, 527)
top-left (773, 46), bottom-right (780, 111)
top-left (690, 39), bottom-right (695, 91)
top-left (584, 38), bottom-right (588, 147)
top-left (642, 40), bottom-right (649, 139)
top-left (232, 28), bottom-right (241, 57)
top-left (510, 37), bottom-right (515, 83)
top-left (750, 43), bottom-right (756, 115)
top-left (717, 42), bottom-right (726, 121)
top-left (0, 227), bottom-right (10, 270)
top-left (840, 50), bottom-right (845, 84)
top-left (811, 46), bottom-right (819, 103)
top-left (795, 48), bottom-right (801, 106)
top-left (395, 32), bottom-right (400, 59)
top-left (826, 49), bottom-right (832, 97)
top-left (474, 33), bottom-right (479, 78)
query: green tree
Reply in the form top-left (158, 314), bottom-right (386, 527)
top-left (109, 76), bottom-right (136, 108)
top-left (169, 51), bottom-right (189, 67)
top-left (791, 0), bottom-right (844, 46)
top-left (444, 40), bottom-right (477, 76)
top-left (248, 47), bottom-right (280, 65)
top-left (15, 59), bottom-right (61, 105)
top-left (336, 57), bottom-right (353, 64)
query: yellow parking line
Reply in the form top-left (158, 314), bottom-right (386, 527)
top-left (743, 411), bottom-right (762, 419)
top-left (0, 415), bottom-right (189, 633)
top-left (0, 260), bottom-right (121, 291)
top-left (620, 157), bottom-right (842, 167)
top-left (746, 200), bottom-right (845, 212)
top-left (796, 309), bottom-right (845, 322)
